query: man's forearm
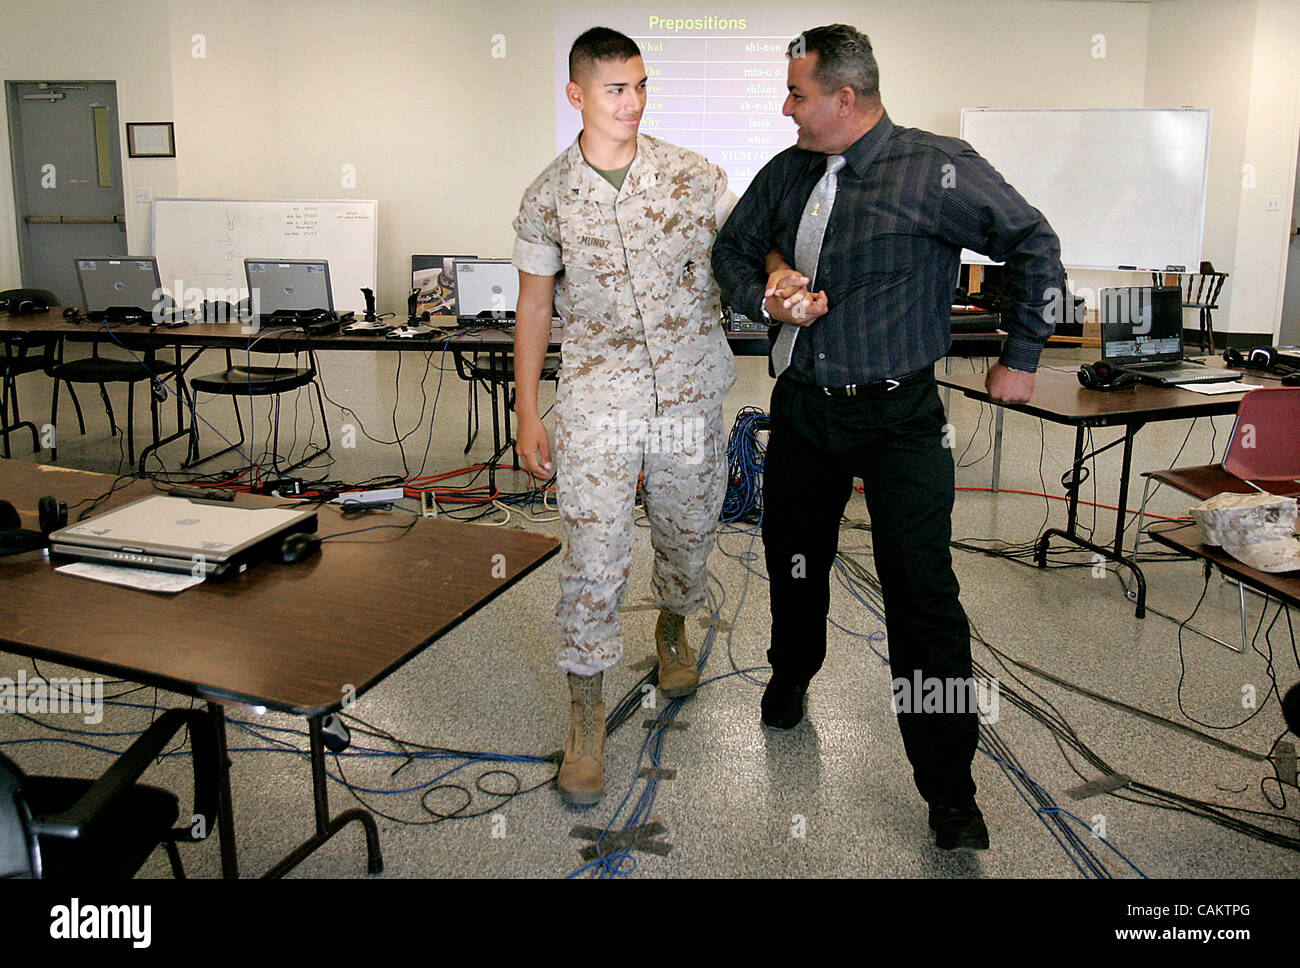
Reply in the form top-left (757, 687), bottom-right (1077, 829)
top-left (513, 309), bottom-right (552, 419)
top-left (765, 249), bottom-right (790, 275)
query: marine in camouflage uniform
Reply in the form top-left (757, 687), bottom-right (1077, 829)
top-left (512, 131), bottom-right (737, 677)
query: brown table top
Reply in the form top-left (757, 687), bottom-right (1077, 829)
top-left (0, 458), bottom-right (559, 715)
top-left (1146, 522), bottom-right (1300, 607)
top-left (0, 310), bottom-right (770, 355)
top-left (937, 366), bottom-right (1279, 427)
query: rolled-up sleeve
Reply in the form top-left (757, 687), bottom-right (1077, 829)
top-left (938, 146), bottom-right (1064, 373)
top-left (512, 183), bottom-right (562, 277)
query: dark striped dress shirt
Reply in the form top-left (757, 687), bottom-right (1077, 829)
top-left (712, 111), bottom-right (1065, 385)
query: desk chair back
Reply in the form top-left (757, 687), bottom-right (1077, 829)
top-left (0, 753), bottom-right (40, 878)
top-left (1222, 388), bottom-right (1300, 482)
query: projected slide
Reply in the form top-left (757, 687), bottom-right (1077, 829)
top-left (555, 9), bottom-right (807, 195)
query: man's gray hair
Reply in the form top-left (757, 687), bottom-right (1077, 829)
top-left (787, 24), bottom-right (880, 101)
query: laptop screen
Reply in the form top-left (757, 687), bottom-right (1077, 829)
top-left (76, 257), bottom-right (163, 314)
top-left (454, 259), bottom-right (518, 318)
top-left (1100, 287), bottom-right (1183, 364)
top-left (245, 260), bottom-right (333, 314)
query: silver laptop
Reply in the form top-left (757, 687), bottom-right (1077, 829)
top-left (245, 259), bottom-right (333, 319)
top-left (49, 495), bottom-right (317, 579)
top-left (453, 258), bottom-right (518, 324)
top-left (1100, 286), bottom-right (1237, 385)
top-left (75, 256), bottom-right (169, 321)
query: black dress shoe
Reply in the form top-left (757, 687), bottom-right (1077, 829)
top-left (761, 675), bottom-right (808, 729)
top-left (928, 799), bottom-right (989, 852)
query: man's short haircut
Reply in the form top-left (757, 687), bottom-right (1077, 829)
top-left (787, 24), bottom-right (880, 102)
top-left (569, 27), bottom-right (642, 81)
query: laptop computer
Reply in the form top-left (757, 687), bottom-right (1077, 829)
top-left (245, 259), bottom-right (334, 326)
top-left (49, 495), bottom-right (317, 579)
top-left (1100, 286), bottom-right (1238, 385)
top-left (75, 256), bottom-right (177, 323)
top-left (453, 258), bottom-right (518, 326)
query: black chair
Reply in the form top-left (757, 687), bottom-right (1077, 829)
top-left (453, 350), bottom-right (560, 466)
top-left (186, 344), bottom-right (330, 473)
top-left (45, 336), bottom-right (189, 469)
top-left (3, 334), bottom-right (85, 458)
top-left (0, 707), bottom-right (219, 879)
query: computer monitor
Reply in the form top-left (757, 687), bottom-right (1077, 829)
top-left (453, 259), bottom-right (518, 319)
top-left (75, 256), bottom-right (164, 315)
top-left (244, 259), bottom-right (333, 315)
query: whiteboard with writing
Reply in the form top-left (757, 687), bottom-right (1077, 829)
top-left (152, 198), bottom-right (378, 310)
top-left (959, 108), bottom-right (1211, 272)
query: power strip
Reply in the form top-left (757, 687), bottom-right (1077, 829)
top-left (334, 487), bottom-right (405, 508)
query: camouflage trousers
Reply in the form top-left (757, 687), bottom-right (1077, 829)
top-left (553, 396), bottom-right (726, 675)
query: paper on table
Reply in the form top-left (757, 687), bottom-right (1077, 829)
top-left (1180, 381), bottom-right (1256, 395)
top-left (56, 561), bottom-right (205, 593)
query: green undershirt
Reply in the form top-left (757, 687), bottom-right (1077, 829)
top-left (590, 159), bottom-right (633, 191)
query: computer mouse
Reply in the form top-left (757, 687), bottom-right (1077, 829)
top-left (279, 532), bottom-right (321, 564)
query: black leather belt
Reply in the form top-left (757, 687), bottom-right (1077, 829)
top-left (795, 368), bottom-right (932, 398)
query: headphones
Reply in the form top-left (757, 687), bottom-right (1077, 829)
top-left (0, 288), bottom-right (56, 316)
top-left (1224, 345), bottom-right (1300, 375)
top-left (1077, 361), bottom-right (1140, 391)
top-left (0, 496), bottom-right (68, 558)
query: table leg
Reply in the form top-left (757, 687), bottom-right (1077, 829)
top-left (1034, 425), bottom-right (1147, 618)
top-left (261, 713), bottom-right (384, 878)
top-left (137, 345), bottom-right (198, 474)
top-left (206, 702), bottom-right (240, 879)
top-left (991, 407), bottom-right (1003, 493)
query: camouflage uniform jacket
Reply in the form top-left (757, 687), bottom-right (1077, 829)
top-left (512, 133), bottom-right (737, 418)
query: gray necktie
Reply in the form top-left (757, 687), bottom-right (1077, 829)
top-left (772, 154), bottom-right (846, 378)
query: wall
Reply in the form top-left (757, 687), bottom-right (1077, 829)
top-left (1227, 0), bottom-right (1300, 340)
top-left (0, 0), bottom-right (176, 286)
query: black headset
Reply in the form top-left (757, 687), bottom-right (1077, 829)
top-left (1077, 361), bottom-right (1140, 391)
top-left (0, 496), bottom-right (67, 558)
top-left (1224, 345), bottom-right (1300, 371)
top-left (0, 288), bottom-right (56, 316)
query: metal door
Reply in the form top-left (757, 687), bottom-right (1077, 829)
top-left (6, 81), bottom-right (127, 306)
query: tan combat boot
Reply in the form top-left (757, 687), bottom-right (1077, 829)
top-left (655, 609), bottom-right (699, 697)
top-left (557, 672), bottom-right (605, 804)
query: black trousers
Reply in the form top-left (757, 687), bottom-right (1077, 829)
top-left (762, 371), bottom-right (978, 805)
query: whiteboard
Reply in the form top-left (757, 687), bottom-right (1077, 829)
top-left (152, 198), bottom-right (378, 311)
top-left (959, 108), bottom-right (1210, 272)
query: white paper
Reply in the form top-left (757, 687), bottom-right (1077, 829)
top-left (56, 561), bottom-right (204, 593)
top-left (1180, 381), bottom-right (1255, 395)
top-left (131, 124), bottom-right (171, 154)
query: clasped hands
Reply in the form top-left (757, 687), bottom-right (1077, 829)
top-left (764, 267), bottom-right (828, 326)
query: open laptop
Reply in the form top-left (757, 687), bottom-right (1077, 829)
top-left (75, 256), bottom-right (178, 323)
top-left (1100, 286), bottom-right (1238, 385)
top-left (453, 258), bottom-right (518, 326)
top-left (245, 259), bottom-right (334, 326)
top-left (49, 495), bottom-right (317, 579)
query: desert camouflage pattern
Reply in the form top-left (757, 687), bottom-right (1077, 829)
top-left (513, 134), bottom-right (737, 674)
top-left (1191, 492), bottom-right (1300, 573)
